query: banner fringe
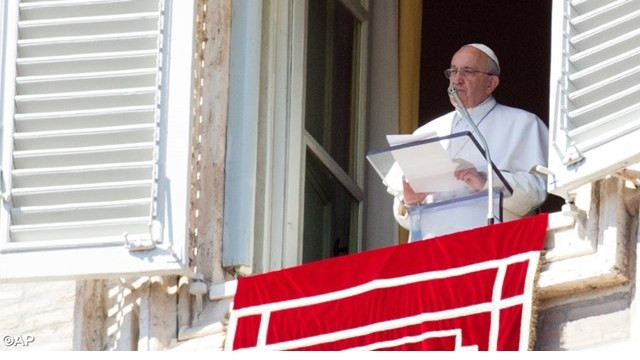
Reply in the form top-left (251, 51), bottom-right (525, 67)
top-left (528, 250), bottom-right (545, 350)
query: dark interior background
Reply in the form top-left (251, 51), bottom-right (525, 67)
top-left (419, 0), bottom-right (563, 212)
top-left (419, 1), bottom-right (552, 125)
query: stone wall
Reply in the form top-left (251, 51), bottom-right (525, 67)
top-left (534, 176), bottom-right (640, 350)
top-left (535, 287), bottom-right (632, 350)
top-left (0, 281), bottom-right (75, 351)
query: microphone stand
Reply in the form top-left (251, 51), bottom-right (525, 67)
top-left (447, 87), bottom-right (494, 225)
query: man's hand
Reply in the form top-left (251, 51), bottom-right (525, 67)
top-left (453, 159), bottom-right (487, 191)
top-left (402, 176), bottom-right (428, 206)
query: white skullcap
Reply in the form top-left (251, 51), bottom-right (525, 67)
top-left (463, 43), bottom-right (500, 73)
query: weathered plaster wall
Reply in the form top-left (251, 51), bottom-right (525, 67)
top-left (535, 176), bottom-right (640, 350)
top-left (0, 281), bottom-right (75, 351)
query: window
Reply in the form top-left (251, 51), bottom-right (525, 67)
top-left (1, 0), bottom-right (195, 281)
top-left (240, 0), bottom-right (368, 273)
top-left (548, 0), bottom-right (640, 199)
top-left (302, 0), bottom-right (368, 263)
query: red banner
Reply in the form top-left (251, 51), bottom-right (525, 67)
top-left (227, 214), bottom-right (548, 351)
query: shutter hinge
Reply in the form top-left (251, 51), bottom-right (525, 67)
top-left (562, 145), bottom-right (585, 167)
top-left (533, 165), bottom-right (555, 178)
top-left (124, 220), bottom-right (163, 251)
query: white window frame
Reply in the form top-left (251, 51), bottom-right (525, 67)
top-left (0, 0), bottom-right (195, 281)
top-left (302, 0), bottom-right (369, 261)
top-left (257, 0), bottom-right (307, 271)
top-left (252, 0), bottom-right (368, 273)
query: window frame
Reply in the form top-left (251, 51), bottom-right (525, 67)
top-left (247, 0), bottom-right (368, 274)
top-left (302, 0), bottom-right (369, 261)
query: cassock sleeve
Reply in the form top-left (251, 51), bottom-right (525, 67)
top-left (496, 111), bottom-right (549, 217)
top-left (393, 196), bottom-right (411, 230)
top-left (501, 171), bottom-right (547, 217)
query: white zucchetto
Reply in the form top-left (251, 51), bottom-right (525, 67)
top-left (463, 43), bottom-right (500, 73)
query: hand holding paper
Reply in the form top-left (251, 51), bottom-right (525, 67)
top-left (402, 176), bottom-right (428, 206)
top-left (385, 133), bottom-right (460, 193)
top-left (453, 159), bottom-right (487, 191)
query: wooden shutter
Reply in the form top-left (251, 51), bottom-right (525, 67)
top-left (6, 0), bottom-right (162, 248)
top-left (1, 0), bottom-right (195, 280)
top-left (548, 0), bottom-right (640, 198)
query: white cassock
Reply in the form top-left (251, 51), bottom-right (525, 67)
top-left (388, 97), bottom-right (549, 241)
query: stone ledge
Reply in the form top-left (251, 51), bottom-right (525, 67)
top-left (538, 177), bottom-right (636, 299)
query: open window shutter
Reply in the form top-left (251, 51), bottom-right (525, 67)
top-left (1, 0), bottom-right (194, 280)
top-left (548, 0), bottom-right (640, 198)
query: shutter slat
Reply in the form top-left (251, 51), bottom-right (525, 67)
top-left (19, 0), bottom-right (159, 21)
top-left (15, 87), bottom-right (157, 113)
top-left (570, 9), bottom-right (640, 51)
top-left (568, 47), bottom-right (640, 89)
top-left (18, 32), bottom-right (159, 58)
top-left (569, 65), bottom-right (640, 107)
top-left (12, 179), bottom-right (152, 195)
top-left (18, 11), bottom-right (160, 28)
top-left (13, 142), bottom-right (154, 156)
top-left (12, 181), bottom-right (152, 207)
top-left (13, 143), bottom-right (154, 169)
top-left (12, 198), bottom-right (151, 225)
top-left (17, 52), bottom-right (158, 77)
top-left (15, 86), bottom-right (156, 101)
top-left (10, 218), bottom-right (149, 232)
top-left (571, 0), bottom-right (619, 14)
top-left (16, 68), bottom-right (158, 94)
top-left (569, 27), bottom-right (640, 68)
top-left (13, 198), bottom-right (151, 214)
top-left (17, 49), bottom-right (158, 64)
top-left (568, 83), bottom-right (640, 124)
top-left (14, 124), bottom-right (155, 151)
top-left (18, 17), bottom-right (160, 40)
top-left (568, 109), bottom-right (640, 145)
top-left (10, 218), bottom-right (150, 243)
top-left (14, 105), bottom-right (155, 123)
top-left (14, 123), bottom-right (155, 139)
top-left (16, 68), bottom-right (157, 82)
top-left (17, 77), bottom-right (158, 95)
top-left (12, 162), bottom-right (154, 188)
top-left (570, 0), bottom-right (635, 32)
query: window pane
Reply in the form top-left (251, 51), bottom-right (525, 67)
top-left (305, 0), bottom-right (355, 173)
top-left (303, 150), bottom-right (356, 263)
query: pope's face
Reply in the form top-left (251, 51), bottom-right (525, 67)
top-left (448, 47), bottom-right (499, 109)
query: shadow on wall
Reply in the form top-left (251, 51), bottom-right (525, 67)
top-left (534, 291), bottom-right (631, 350)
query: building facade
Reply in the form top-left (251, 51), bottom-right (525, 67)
top-left (1, 0), bottom-right (639, 351)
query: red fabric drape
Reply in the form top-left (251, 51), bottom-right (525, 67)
top-left (229, 213), bottom-right (548, 351)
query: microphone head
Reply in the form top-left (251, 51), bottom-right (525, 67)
top-left (447, 86), bottom-right (457, 95)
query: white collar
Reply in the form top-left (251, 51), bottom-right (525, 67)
top-left (455, 97), bottom-right (497, 119)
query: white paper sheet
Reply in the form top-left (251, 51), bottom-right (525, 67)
top-left (384, 133), bottom-right (461, 193)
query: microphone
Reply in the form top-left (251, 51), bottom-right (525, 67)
top-left (447, 86), bottom-right (495, 225)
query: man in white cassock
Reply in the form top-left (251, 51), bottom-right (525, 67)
top-left (388, 44), bottom-right (548, 241)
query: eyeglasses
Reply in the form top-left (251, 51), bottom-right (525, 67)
top-left (444, 67), bottom-right (496, 79)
